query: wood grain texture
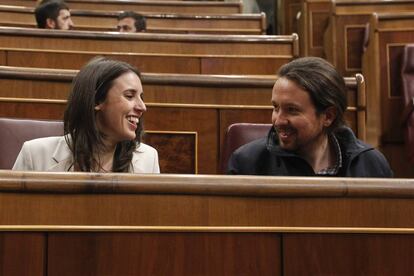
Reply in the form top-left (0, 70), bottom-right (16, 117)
top-left (361, 12), bottom-right (414, 177)
top-left (1, 172), bottom-right (414, 275)
top-left (284, 233), bottom-right (414, 275)
top-left (0, 48), bottom-right (293, 75)
top-left (325, 0), bottom-right (414, 76)
top-left (1, 172), bottom-right (414, 227)
top-left (0, 27), bottom-right (297, 56)
top-left (0, 233), bottom-right (46, 276)
top-left (144, 132), bottom-right (196, 174)
top-left (47, 232), bottom-right (281, 276)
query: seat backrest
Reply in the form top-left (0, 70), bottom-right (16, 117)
top-left (0, 118), bottom-right (64, 169)
top-left (401, 45), bottom-right (414, 163)
top-left (220, 123), bottom-right (271, 174)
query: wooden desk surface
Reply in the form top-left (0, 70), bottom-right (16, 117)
top-left (1, 171), bottom-right (413, 276)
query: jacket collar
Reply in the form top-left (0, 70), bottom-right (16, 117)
top-left (49, 136), bottom-right (73, 172)
top-left (265, 126), bottom-right (373, 158)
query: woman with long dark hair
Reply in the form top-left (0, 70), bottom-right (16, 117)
top-left (13, 57), bottom-right (159, 173)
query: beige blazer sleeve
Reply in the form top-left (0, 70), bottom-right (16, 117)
top-left (12, 136), bottom-right (73, 172)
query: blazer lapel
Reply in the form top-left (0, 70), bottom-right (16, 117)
top-left (48, 137), bottom-right (73, 172)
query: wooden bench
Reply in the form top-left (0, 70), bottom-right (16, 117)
top-left (0, 5), bottom-right (267, 35)
top-left (324, 0), bottom-right (414, 77)
top-left (0, 0), bottom-right (243, 14)
top-left (0, 48), bottom-right (292, 75)
top-left (278, 0), bottom-right (301, 35)
top-left (361, 12), bottom-right (414, 178)
top-left (0, 27), bottom-right (299, 57)
top-left (1, 171), bottom-right (414, 275)
top-left (297, 0), bottom-right (330, 57)
top-left (0, 66), bottom-right (366, 174)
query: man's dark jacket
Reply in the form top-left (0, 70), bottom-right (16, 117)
top-left (227, 126), bottom-right (393, 177)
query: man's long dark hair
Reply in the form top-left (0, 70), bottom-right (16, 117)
top-left (277, 57), bottom-right (348, 133)
top-left (64, 57), bottom-right (143, 172)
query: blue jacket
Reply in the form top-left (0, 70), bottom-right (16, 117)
top-left (228, 126), bottom-right (393, 177)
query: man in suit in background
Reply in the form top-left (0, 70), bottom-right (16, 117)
top-left (117, 11), bottom-right (146, 33)
top-left (35, 0), bottom-right (74, 30)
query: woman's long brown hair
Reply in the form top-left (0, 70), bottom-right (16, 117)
top-left (64, 57), bottom-right (143, 172)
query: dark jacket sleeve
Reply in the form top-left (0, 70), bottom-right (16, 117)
top-left (347, 149), bottom-right (393, 177)
top-left (226, 138), bottom-right (268, 175)
top-left (227, 151), bottom-right (241, 175)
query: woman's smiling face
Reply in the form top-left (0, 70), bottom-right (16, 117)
top-left (94, 71), bottom-right (146, 147)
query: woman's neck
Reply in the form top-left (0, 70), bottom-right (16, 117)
top-left (95, 141), bottom-right (117, 172)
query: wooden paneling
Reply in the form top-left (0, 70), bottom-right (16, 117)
top-left (0, 233), bottom-right (46, 276)
top-left (0, 49), bottom-right (5, 64)
top-left (324, 0), bottom-right (414, 76)
top-left (362, 12), bottom-right (414, 177)
top-left (1, 172), bottom-right (414, 227)
top-left (0, 67), bottom-right (276, 105)
top-left (379, 143), bottom-right (414, 178)
top-left (1, 49), bottom-right (202, 73)
top-left (284, 233), bottom-right (414, 275)
top-left (0, 27), bottom-right (298, 57)
top-left (279, 0), bottom-right (301, 35)
top-left (328, 14), bottom-right (369, 76)
top-left (378, 42), bottom-right (406, 142)
top-left (199, 56), bottom-right (290, 75)
top-left (48, 232), bottom-right (281, 276)
top-left (146, 106), bottom-right (218, 173)
top-left (1, 173), bottom-right (414, 275)
top-left (0, 48), bottom-right (291, 75)
top-left (0, 66), bottom-right (362, 112)
top-left (298, 0), bottom-right (330, 57)
top-left (144, 132), bottom-right (196, 174)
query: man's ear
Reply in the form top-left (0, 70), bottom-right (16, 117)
top-left (323, 106), bottom-right (337, 127)
top-left (46, 18), bottom-right (56, 29)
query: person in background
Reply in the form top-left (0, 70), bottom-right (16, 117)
top-left (35, 0), bottom-right (74, 30)
top-left (13, 57), bottom-right (160, 173)
top-left (228, 57), bottom-right (393, 177)
top-left (117, 11), bottom-right (146, 33)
